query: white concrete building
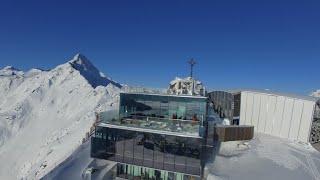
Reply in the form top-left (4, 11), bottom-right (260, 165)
top-left (209, 90), bottom-right (319, 143)
top-left (239, 90), bottom-right (318, 143)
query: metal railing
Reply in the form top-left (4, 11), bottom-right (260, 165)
top-left (99, 112), bottom-right (202, 135)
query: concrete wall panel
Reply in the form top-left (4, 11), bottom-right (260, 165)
top-left (245, 93), bottom-right (254, 125)
top-left (289, 100), bottom-right (304, 140)
top-left (257, 94), bottom-right (268, 133)
top-left (238, 91), bottom-right (314, 143)
top-left (265, 95), bottom-right (277, 134)
top-left (298, 101), bottom-right (314, 142)
top-left (240, 92), bottom-right (248, 125)
top-left (272, 96), bottom-right (286, 136)
top-left (280, 98), bottom-right (294, 138)
top-left (251, 93), bottom-right (261, 128)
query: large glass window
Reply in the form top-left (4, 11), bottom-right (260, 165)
top-left (120, 93), bottom-right (206, 121)
top-left (143, 133), bottom-right (154, 168)
top-left (175, 137), bottom-right (187, 173)
top-left (106, 128), bottom-right (116, 160)
top-left (160, 101), bottom-right (169, 118)
top-left (134, 132), bottom-right (144, 166)
top-left (164, 135), bottom-right (176, 171)
top-left (91, 127), bottom-right (204, 176)
top-left (185, 138), bottom-right (201, 175)
top-left (116, 163), bottom-right (201, 180)
top-left (115, 129), bottom-right (124, 162)
top-left (123, 130), bottom-right (135, 164)
top-left (117, 93), bottom-right (207, 136)
top-left (153, 134), bottom-right (165, 169)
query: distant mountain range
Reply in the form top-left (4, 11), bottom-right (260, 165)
top-left (0, 54), bottom-right (121, 179)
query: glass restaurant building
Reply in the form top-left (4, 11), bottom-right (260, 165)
top-left (91, 92), bottom-right (213, 180)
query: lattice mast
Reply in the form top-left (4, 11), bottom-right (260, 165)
top-left (188, 58), bottom-right (196, 78)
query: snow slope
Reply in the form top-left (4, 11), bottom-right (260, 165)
top-left (0, 54), bottom-right (121, 179)
top-left (207, 133), bottom-right (320, 180)
top-left (42, 139), bottom-right (116, 180)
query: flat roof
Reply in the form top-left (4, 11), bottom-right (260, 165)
top-left (98, 123), bottom-right (202, 138)
top-left (209, 89), bottom-right (318, 102)
top-left (121, 92), bottom-right (207, 99)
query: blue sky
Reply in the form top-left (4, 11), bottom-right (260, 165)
top-left (0, 0), bottom-right (319, 95)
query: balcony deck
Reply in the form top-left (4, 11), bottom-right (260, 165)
top-left (99, 112), bottom-right (202, 138)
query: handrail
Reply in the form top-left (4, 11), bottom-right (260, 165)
top-left (121, 114), bottom-right (203, 123)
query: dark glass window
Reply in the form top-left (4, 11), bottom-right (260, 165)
top-left (143, 133), bottom-right (154, 168)
top-left (106, 128), bottom-right (116, 160)
top-left (120, 93), bottom-right (206, 121)
top-left (164, 135), bottom-right (176, 171)
top-left (134, 132), bottom-right (144, 166)
top-left (175, 137), bottom-right (186, 173)
top-left (123, 130), bottom-right (135, 164)
top-left (185, 138), bottom-right (201, 175)
top-left (115, 129), bottom-right (124, 162)
top-left (95, 126), bottom-right (104, 138)
top-left (153, 134), bottom-right (165, 169)
top-left (91, 126), bottom-right (204, 176)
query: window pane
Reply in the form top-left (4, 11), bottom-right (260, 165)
top-left (106, 128), bottom-right (116, 160)
top-left (164, 135), bottom-right (175, 171)
top-left (134, 132), bottom-right (144, 166)
top-left (143, 133), bottom-right (154, 168)
top-left (115, 129), bottom-right (124, 162)
top-left (185, 138), bottom-right (201, 175)
top-left (175, 137), bottom-right (186, 173)
top-left (123, 130), bottom-right (135, 164)
top-left (153, 134), bottom-right (165, 169)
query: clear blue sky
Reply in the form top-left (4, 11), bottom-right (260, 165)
top-left (0, 0), bottom-right (319, 95)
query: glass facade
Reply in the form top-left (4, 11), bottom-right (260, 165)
top-left (92, 92), bottom-right (211, 179)
top-left (91, 126), bottom-right (203, 176)
top-left (102, 93), bottom-right (207, 136)
top-left (208, 91), bottom-right (239, 124)
top-left (116, 163), bottom-right (200, 180)
top-left (119, 93), bottom-right (206, 121)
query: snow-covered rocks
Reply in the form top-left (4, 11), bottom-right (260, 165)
top-left (311, 89), bottom-right (320, 98)
top-left (0, 66), bottom-right (24, 76)
top-left (0, 54), bottom-right (121, 179)
top-left (167, 76), bottom-right (206, 96)
top-left (310, 122), bottom-right (320, 144)
top-left (310, 91), bottom-right (320, 144)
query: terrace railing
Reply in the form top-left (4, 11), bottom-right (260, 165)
top-left (99, 111), bottom-right (203, 136)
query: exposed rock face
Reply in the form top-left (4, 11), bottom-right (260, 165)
top-left (69, 54), bottom-right (122, 88)
top-left (167, 77), bottom-right (206, 96)
top-left (310, 99), bottom-right (320, 144)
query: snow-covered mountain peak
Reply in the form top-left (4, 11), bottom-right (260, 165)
top-left (2, 66), bottom-right (16, 70)
top-left (67, 53), bottom-right (121, 88)
top-left (0, 54), bottom-right (122, 179)
top-left (69, 53), bottom-right (95, 70)
top-left (0, 66), bottom-right (24, 76)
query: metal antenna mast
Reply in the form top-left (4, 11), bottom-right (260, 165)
top-left (188, 58), bottom-right (196, 78)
